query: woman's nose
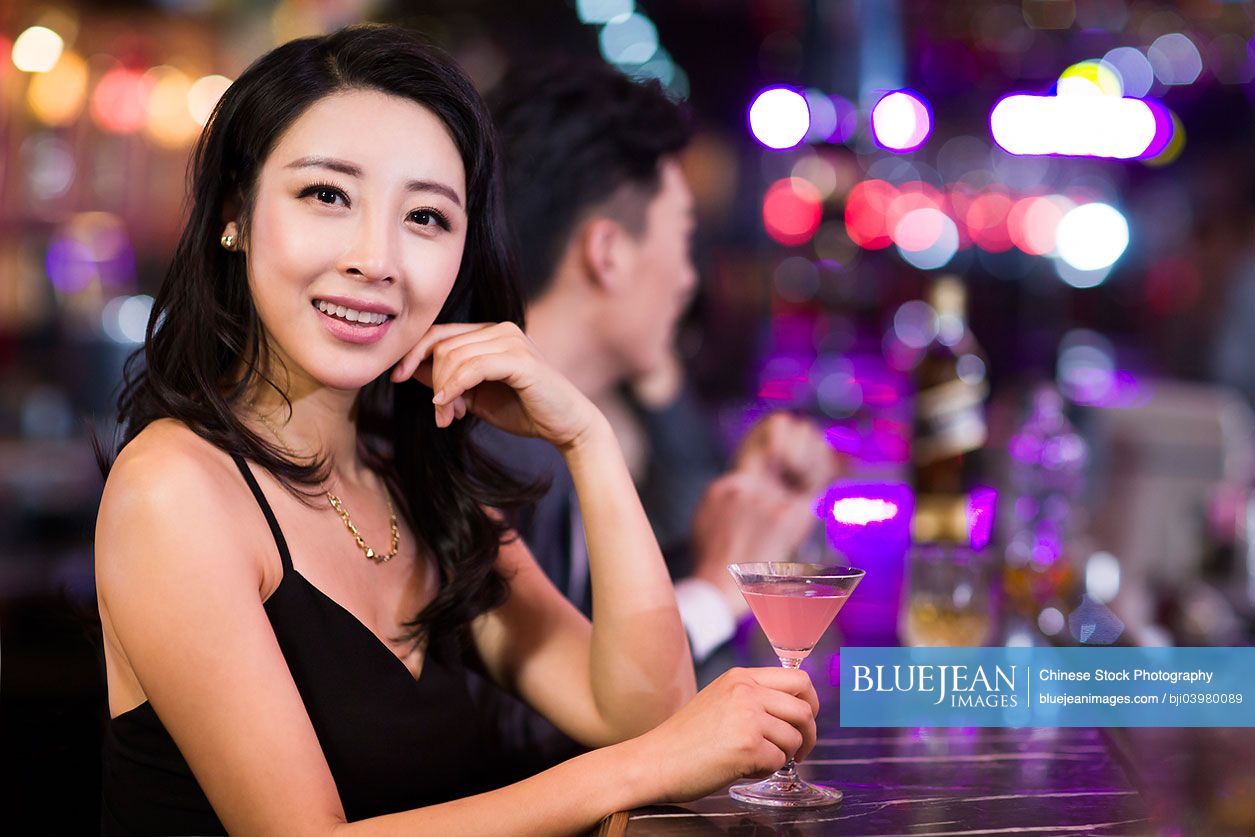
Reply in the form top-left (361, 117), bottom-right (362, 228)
top-left (339, 211), bottom-right (398, 284)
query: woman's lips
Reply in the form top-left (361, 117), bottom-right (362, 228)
top-left (312, 301), bottom-right (394, 345)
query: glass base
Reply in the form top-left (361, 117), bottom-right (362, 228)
top-left (729, 774), bottom-right (844, 808)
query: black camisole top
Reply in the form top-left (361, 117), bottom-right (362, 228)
top-left (101, 453), bottom-right (507, 834)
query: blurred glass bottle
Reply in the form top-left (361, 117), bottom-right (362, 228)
top-left (903, 495), bottom-right (993, 646)
top-left (1003, 385), bottom-right (1088, 621)
top-left (910, 276), bottom-right (989, 497)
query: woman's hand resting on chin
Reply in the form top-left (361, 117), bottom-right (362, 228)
top-left (392, 322), bottom-right (601, 450)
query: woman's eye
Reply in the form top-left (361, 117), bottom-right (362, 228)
top-left (299, 185), bottom-right (348, 206)
top-left (409, 209), bottom-right (449, 230)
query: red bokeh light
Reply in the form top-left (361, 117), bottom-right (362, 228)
top-left (763, 177), bottom-right (823, 247)
top-left (91, 67), bottom-right (152, 134)
top-left (965, 191), bottom-right (1014, 252)
top-left (844, 179), bottom-right (896, 249)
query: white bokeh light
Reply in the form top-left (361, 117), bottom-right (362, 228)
top-left (599, 13), bottom-right (659, 65)
top-left (102, 295), bottom-right (154, 344)
top-left (1103, 47), bottom-right (1155, 97)
top-left (749, 87), bottom-right (810, 150)
top-left (1056, 203), bottom-right (1129, 271)
top-left (893, 300), bottom-right (939, 349)
top-left (576, 0), bottom-right (633, 24)
top-left (1086, 551), bottom-right (1121, 603)
top-left (1148, 33), bottom-right (1203, 86)
top-left (870, 90), bottom-right (931, 152)
top-left (188, 75), bottom-right (232, 126)
top-left (12, 26), bottom-right (64, 73)
top-left (990, 90), bottom-right (1158, 159)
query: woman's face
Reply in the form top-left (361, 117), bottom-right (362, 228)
top-left (242, 88), bottom-right (468, 394)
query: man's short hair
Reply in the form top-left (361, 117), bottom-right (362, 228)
top-left (489, 59), bottom-right (693, 301)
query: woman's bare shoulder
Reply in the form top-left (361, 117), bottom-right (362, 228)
top-left (97, 418), bottom-right (259, 583)
top-left (105, 418), bottom-right (239, 501)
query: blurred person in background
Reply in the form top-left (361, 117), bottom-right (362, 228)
top-left (487, 59), bottom-right (842, 663)
top-left (93, 24), bottom-right (822, 834)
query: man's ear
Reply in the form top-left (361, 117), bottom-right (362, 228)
top-left (578, 216), bottom-right (632, 294)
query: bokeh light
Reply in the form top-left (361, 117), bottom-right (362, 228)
top-left (599, 13), bottom-right (658, 65)
top-left (749, 86), bottom-right (810, 150)
top-left (1007, 195), bottom-right (1069, 255)
top-left (187, 74), bottom-right (232, 126)
top-left (893, 299), bottom-right (939, 349)
top-left (1143, 108), bottom-right (1185, 166)
top-left (21, 133), bottom-right (75, 202)
top-left (577, 0), bottom-right (633, 24)
top-left (1148, 33), bottom-right (1203, 86)
top-left (27, 50), bottom-right (87, 126)
top-left (1056, 202), bottom-right (1129, 271)
top-left (1102, 46), bottom-right (1155, 98)
top-left (12, 26), bottom-right (64, 73)
top-left (1207, 34), bottom-right (1255, 85)
top-left (790, 153), bottom-right (839, 200)
top-left (1059, 59), bottom-right (1123, 97)
top-left (896, 210), bottom-right (959, 269)
top-left (844, 179), bottom-right (897, 249)
top-left (144, 67), bottom-right (200, 148)
top-left (1054, 260), bottom-right (1112, 288)
top-left (803, 88), bottom-right (837, 143)
top-left (91, 67), bottom-right (153, 134)
top-left (989, 87), bottom-right (1159, 159)
top-left (1057, 329), bottom-right (1116, 403)
top-left (762, 177), bottom-right (823, 246)
top-left (45, 212), bottom-right (136, 294)
top-left (965, 191), bottom-right (1014, 252)
top-left (1086, 551), bottom-right (1121, 604)
top-left (870, 90), bottom-right (932, 152)
top-left (101, 295), bottom-right (154, 344)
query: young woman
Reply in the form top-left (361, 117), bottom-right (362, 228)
top-left (95, 24), bottom-right (819, 835)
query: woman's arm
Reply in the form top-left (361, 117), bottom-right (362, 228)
top-left (395, 323), bottom-right (695, 744)
top-left (96, 426), bottom-right (657, 835)
top-left (100, 429), bottom-right (815, 835)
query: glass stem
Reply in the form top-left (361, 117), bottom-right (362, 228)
top-left (776, 655), bottom-right (804, 781)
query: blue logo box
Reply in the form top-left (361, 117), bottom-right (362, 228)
top-left (839, 647), bottom-right (1255, 727)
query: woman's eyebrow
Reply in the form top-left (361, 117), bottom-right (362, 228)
top-left (285, 156), bottom-right (463, 208)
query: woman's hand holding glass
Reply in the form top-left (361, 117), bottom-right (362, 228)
top-left (391, 322), bottom-right (600, 449)
top-left (627, 666), bottom-right (819, 804)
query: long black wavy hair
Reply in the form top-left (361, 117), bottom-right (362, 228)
top-left (99, 24), bottom-right (541, 651)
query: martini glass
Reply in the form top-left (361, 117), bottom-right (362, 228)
top-left (727, 561), bottom-right (865, 808)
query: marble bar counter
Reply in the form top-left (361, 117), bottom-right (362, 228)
top-left (598, 725), bottom-right (1149, 836)
top-left (597, 632), bottom-right (1153, 836)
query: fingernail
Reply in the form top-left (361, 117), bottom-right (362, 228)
top-left (432, 389), bottom-right (445, 405)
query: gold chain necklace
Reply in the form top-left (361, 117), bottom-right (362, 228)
top-left (326, 491), bottom-right (400, 563)
top-left (251, 405), bottom-right (401, 564)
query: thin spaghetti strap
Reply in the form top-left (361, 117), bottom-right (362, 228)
top-left (230, 452), bottom-right (294, 573)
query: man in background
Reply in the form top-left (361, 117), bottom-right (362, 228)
top-left (484, 59), bottom-right (840, 662)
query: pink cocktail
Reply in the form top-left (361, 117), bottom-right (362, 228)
top-left (739, 582), bottom-right (851, 663)
top-left (727, 562), bottom-right (865, 809)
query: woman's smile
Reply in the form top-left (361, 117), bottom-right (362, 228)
top-left (312, 297), bottom-right (396, 344)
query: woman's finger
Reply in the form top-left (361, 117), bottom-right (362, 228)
top-left (745, 667), bottom-right (820, 718)
top-left (390, 322), bottom-right (492, 383)
top-left (431, 351), bottom-right (532, 427)
top-left (756, 714), bottom-right (804, 769)
top-left (758, 689), bottom-right (817, 761)
top-left (429, 337), bottom-right (519, 402)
